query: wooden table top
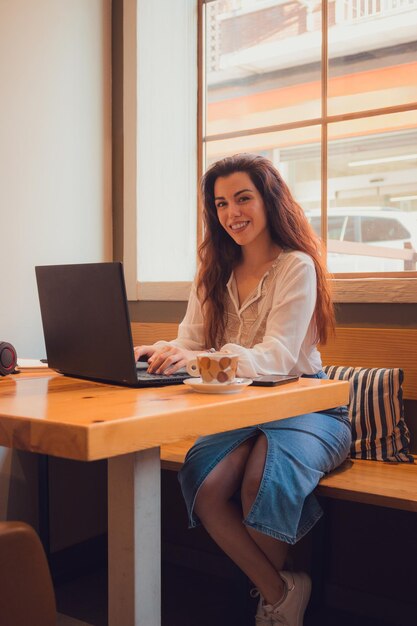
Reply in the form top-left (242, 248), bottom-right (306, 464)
top-left (0, 370), bottom-right (349, 461)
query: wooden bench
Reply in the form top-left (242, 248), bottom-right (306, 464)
top-left (131, 323), bottom-right (417, 512)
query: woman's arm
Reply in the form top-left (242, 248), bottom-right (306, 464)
top-left (134, 281), bottom-right (206, 373)
top-left (221, 254), bottom-right (318, 378)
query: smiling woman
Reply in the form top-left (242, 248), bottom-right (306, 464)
top-left (214, 172), bottom-right (270, 249)
top-left (134, 153), bottom-right (351, 626)
top-left (196, 153), bottom-right (333, 352)
top-left (214, 171), bottom-right (280, 317)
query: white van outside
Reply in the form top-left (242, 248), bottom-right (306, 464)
top-left (305, 208), bottom-right (417, 273)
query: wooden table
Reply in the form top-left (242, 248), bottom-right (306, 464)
top-left (0, 370), bottom-right (349, 626)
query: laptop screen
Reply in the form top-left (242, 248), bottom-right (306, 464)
top-left (35, 262), bottom-right (139, 386)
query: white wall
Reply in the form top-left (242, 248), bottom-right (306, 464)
top-left (0, 0), bottom-right (112, 527)
top-left (0, 0), bottom-right (112, 358)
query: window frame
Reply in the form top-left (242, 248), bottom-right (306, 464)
top-left (121, 0), bottom-right (202, 302)
top-left (119, 0), bottom-right (417, 303)
top-left (200, 0), bottom-right (417, 303)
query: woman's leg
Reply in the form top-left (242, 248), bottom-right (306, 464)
top-left (241, 434), bottom-right (288, 604)
top-left (194, 435), bottom-right (286, 605)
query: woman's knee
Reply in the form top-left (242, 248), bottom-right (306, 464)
top-left (241, 434), bottom-right (268, 514)
top-left (194, 437), bottom-right (257, 519)
top-left (193, 472), bottom-right (221, 521)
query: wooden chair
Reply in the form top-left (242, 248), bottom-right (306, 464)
top-left (0, 521), bottom-right (56, 626)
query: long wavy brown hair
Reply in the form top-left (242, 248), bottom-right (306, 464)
top-left (197, 153), bottom-right (334, 349)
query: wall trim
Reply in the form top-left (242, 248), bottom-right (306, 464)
top-left (134, 278), bottom-right (417, 303)
top-left (137, 281), bottom-right (192, 301)
top-left (332, 278), bottom-right (417, 303)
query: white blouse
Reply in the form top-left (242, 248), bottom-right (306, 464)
top-left (156, 249), bottom-right (323, 379)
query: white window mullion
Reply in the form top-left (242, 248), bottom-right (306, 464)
top-left (136, 0), bottom-right (198, 297)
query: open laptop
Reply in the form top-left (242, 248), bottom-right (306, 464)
top-left (35, 262), bottom-right (190, 387)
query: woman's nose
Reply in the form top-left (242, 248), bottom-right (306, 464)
top-left (228, 202), bottom-right (242, 217)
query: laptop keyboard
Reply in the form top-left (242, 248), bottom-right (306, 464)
top-left (136, 364), bottom-right (190, 386)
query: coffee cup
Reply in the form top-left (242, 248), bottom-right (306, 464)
top-left (186, 352), bottom-right (239, 384)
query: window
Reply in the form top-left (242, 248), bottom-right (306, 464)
top-left (202, 0), bottom-right (417, 288)
top-left (121, 0), bottom-right (417, 302)
top-left (122, 0), bottom-right (198, 301)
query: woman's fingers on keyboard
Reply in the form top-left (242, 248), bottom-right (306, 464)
top-left (164, 359), bottom-right (186, 375)
top-left (152, 354), bottom-right (177, 374)
top-left (147, 348), bottom-right (172, 373)
top-left (147, 346), bottom-right (168, 364)
top-left (134, 345), bottom-right (157, 362)
top-left (155, 353), bottom-right (181, 374)
top-left (148, 347), bottom-right (189, 374)
top-left (134, 345), bottom-right (148, 360)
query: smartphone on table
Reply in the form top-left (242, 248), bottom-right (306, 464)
top-left (251, 374), bottom-right (299, 387)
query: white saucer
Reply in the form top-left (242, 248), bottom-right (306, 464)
top-left (183, 377), bottom-right (253, 394)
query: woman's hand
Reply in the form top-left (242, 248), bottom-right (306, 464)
top-left (134, 344), bottom-right (158, 363)
top-left (134, 344), bottom-right (196, 375)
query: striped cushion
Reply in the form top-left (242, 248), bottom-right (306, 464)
top-left (323, 365), bottom-right (413, 463)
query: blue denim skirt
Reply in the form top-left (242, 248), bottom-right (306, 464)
top-left (178, 371), bottom-right (351, 545)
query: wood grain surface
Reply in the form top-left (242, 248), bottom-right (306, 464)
top-left (316, 457), bottom-right (417, 512)
top-left (0, 371), bottom-right (348, 462)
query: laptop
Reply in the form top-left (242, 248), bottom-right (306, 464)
top-left (35, 262), bottom-right (190, 387)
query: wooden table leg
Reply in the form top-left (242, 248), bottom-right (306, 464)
top-left (108, 448), bottom-right (161, 626)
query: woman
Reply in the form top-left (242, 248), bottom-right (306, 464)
top-left (135, 153), bottom-right (351, 625)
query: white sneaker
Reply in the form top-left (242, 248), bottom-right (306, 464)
top-left (263, 571), bottom-right (311, 626)
top-left (250, 588), bottom-right (272, 625)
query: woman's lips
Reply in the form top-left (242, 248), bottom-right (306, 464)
top-left (230, 221), bottom-right (249, 233)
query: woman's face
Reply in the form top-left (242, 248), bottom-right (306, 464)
top-left (214, 171), bottom-right (269, 248)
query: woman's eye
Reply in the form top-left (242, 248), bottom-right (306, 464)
top-left (238, 196), bottom-right (250, 202)
top-left (216, 202), bottom-right (226, 209)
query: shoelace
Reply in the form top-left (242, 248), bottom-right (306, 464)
top-left (268, 614), bottom-right (288, 626)
top-left (251, 578), bottom-right (293, 626)
top-left (250, 588), bottom-right (271, 625)
top-left (250, 583), bottom-right (293, 626)
top-left (255, 610), bottom-right (272, 625)
top-left (255, 613), bottom-right (272, 625)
